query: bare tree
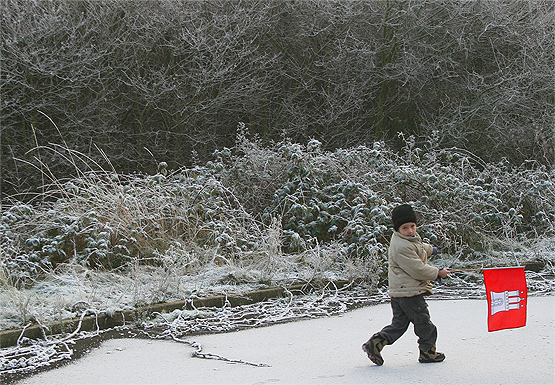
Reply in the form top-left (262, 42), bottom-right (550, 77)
top-left (1, 0), bottom-right (553, 202)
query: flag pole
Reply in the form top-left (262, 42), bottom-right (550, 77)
top-left (449, 266), bottom-right (526, 272)
top-left (448, 268), bottom-right (484, 272)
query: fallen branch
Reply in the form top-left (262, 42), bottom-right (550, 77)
top-left (171, 335), bottom-right (270, 367)
top-left (191, 350), bottom-right (271, 367)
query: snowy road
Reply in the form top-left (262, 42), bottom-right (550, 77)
top-left (14, 296), bottom-right (555, 385)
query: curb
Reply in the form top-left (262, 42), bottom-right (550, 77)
top-left (1, 280), bottom-right (354, 349)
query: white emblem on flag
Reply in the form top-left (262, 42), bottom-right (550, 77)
top-left (490, 290), bottom-right (525, 315)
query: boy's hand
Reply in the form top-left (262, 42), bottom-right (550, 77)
top-left (435, 268), bottom-right (449, 284)
top-left (438, 268), bottom-right (450, 279)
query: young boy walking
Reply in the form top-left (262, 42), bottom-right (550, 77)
top-left (362, 204), bottom-right (450, 365)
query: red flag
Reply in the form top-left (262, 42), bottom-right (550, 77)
top-left (483, 267), bottom-right (527, 332)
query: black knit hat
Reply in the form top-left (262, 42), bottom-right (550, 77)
top-left (391, 204), bottom-right (417, 231)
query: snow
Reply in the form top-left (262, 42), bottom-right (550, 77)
top-left (14, 295), bottom-right (554, 385)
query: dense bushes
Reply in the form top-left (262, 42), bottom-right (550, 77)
top-left (222, 131), bottom-right (555, 255)
top-left (1, 133), bottom-right (553, 286)
top-left (1, 0), bottom-right (553, 201)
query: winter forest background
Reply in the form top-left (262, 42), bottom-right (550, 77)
top-left (0, 0), bottom-right (554, 333)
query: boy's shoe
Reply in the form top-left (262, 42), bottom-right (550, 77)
top-left (418, 345), bottom-right (445, 363)
top-left (362, 333), bottom-right (389, 366)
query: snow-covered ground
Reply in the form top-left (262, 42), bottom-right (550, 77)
top-left (13, 295), bottom-right (554, 385)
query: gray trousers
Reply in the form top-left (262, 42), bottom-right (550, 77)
top-left (377, 294), bottom-right (438, 351)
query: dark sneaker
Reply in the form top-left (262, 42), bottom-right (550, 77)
top-left (419, 345), bottom-right (445, 363)
top-left (362, 334), bottom-right (388, 366)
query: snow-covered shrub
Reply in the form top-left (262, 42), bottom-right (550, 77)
top-left (1, 134), bottom-right (553, 287)
top-left (217, 130), bottom-right (554, 266)
top-left (0, 164), bottom-right (264, 285)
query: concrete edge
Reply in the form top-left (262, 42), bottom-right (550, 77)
top-left (0, 280), bottom-right (355, 349)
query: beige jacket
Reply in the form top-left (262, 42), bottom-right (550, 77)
top-left (387, 231), bottom-right (439, 298)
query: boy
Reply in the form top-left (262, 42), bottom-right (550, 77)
top-left (362, 204), bottom-right (450, 365)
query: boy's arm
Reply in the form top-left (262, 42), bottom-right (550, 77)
top-left (422, 242), bottom-right (435, 257)
top-left (394, 246), bottom-right (439, 281)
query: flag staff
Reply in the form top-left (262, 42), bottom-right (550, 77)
top-left (448, 268), bottom-right (484, 272)
top-left (449, 266), bottom-right (526, 272)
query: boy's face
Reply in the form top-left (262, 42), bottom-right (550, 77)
top-left (398, 222), bottom-right (417, 237)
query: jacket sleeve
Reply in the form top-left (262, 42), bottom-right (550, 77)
top-left (422, 242), bottom-right (434, 257)
top-left (394, 244), bottom-right (439, 281)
